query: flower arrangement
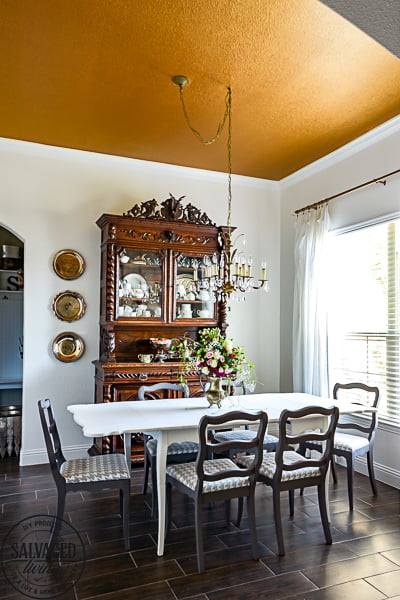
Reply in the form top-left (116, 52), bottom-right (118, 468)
top-left (173, 327), bottom-right (256, 390)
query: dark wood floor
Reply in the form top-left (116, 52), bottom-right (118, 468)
top-left (0, 457), bottom-right (399, 600)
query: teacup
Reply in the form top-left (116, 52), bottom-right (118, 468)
top-left (138, 354), bottom-right (154, 363)
top-left (197, 309), bottom-right (210, 318)
top-left (137, 304), bottom-right (147, 316)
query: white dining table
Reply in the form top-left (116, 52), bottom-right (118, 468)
top-left (67, 392), bottom-right (373, 556)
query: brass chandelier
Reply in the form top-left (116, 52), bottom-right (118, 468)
top-left (172, 75), bottom-right (269, 302)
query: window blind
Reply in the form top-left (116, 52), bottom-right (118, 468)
top-left (327, 218), bottom-right (399, 424)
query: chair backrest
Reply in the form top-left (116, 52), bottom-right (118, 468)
top-left (275, 405), bottom-right (339, 481)
top-left (38, 399), bottom-right (66, 481)
top-left (333, 382), bottom-right (380, 440)
top-left (137, 382), bottom-right (190, 400)
top-left (196, 410), bottom-right (268, 492)
top-left (199, 374), bottom-right (249, 395)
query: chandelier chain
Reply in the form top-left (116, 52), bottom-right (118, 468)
top-left (226, 87), bottom-right (232, 232)
top-left (172, 77), bottom-right (268, 300)
top-left (178, 85), bottom-right (230, 146)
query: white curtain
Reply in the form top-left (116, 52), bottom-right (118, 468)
top-left (293, 204), bottom-right (330, 396)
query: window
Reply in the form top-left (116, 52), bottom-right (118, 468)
top-left (327, 217), bottom-right (399, 424)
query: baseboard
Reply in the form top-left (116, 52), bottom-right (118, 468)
top-left (19, 444), bottom-right (92, 466)
top-left (335, 455), bottom-right (400, 490)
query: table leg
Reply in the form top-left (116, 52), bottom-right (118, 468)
top-left (124, 433), bottom-right (132, 476)
top-left (154, 431), bottom-right (168, 556)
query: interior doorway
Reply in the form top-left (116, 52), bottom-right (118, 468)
top-left (0, 225), bottom-right (23, 460)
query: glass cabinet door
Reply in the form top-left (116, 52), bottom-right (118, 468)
top-left (117, 251), bottom-right (163, 319)
top-left (175, 253), bottom-right (215, 321)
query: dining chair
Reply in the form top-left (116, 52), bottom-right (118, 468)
top-left (200, 376), bottom-right (278, 456)
top-left (165, 409), bottom-right (268, 573)
top-left (138, 382), bottom-right (199, 517)
top-left (237, 405), bottom-right (339, 556)
top-left (299, 382), bottom-right (380, 510)
top-left (38, 398), bottom-right (131, 554)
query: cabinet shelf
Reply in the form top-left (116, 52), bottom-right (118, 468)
top-left (176, 299), bottom-right (211, 304)
top-left (119, 296), bottom-right (160, 302)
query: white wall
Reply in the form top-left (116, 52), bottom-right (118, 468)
top-left (280, 115), bottom-right (400, 488)
top-left (0, 137), bottom-right (280, 465)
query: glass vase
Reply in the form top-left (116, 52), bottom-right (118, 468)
top-left (206, 376), bottom-right (225, 408)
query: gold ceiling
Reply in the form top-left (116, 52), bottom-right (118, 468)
top-left (1, 0), bottom-right (399, 181)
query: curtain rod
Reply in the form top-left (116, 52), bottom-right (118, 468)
top-left (294, 168), bottom-right (400, 215)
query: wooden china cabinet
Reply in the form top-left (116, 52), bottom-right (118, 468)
top-left (93, 194), bottom-right (228, 462)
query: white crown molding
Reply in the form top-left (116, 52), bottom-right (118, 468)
top-left (0, 136), bottom-right (276, 191)
top-left (280, 114), bottom-right (400, 189)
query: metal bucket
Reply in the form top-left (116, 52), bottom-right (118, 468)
top-left (1, 246), bottom-right (22, 270)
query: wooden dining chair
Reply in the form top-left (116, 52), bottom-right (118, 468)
top-left (299, 382), bottom-right (380, 510)
top-left (138, 382), bottom-right (199, 517)
top-left (200, 377), bottom-right (278, 456)
top-left (38, 398), bottom-right (131, 554)
top-left (237, 405), bottom-right (339, 556)
top-left (165, 409), bottom-right (268, 573)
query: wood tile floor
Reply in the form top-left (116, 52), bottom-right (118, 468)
top-left (0, 458), bottom-right (399, 599)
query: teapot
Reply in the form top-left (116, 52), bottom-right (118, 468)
top-left (179, 303), bottom-right (192, 318)
top-left (197, 289), bottom-right (210, 301)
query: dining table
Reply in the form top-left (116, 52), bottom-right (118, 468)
top-left (67, 392), bottom-right (374, 556)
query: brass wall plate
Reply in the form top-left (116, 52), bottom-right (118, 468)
top-left (53, 249), bottom-right (85, 280)
top-left (52, 290), bottom-right (86, 322)
top-left (52, 332), bottom-right (85, 362)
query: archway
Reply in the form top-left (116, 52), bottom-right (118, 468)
top-left (0, 225), bottom-right (23, 460)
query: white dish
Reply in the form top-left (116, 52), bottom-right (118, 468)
top-left (122, 273), bottom-right (147, 291)
top-left (177, 274), bottom-right (194, 294)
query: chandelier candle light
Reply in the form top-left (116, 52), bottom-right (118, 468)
top-left (172, 75), bottom-right (269, 302)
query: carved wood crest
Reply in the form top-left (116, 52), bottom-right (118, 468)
top-left (123, 193), bottom-right (215, 226)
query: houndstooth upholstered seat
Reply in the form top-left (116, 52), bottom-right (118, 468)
top-left (38, 399), bottom-right (131, 554)
top-left (212, 429), bottom-right (279, 454)
top-left (166, 458), bottom-right (251, 492)
top-left (145, 438), bottom-right (199, 457)
top-left (60, 453), bottom-right (130, 483)
top-left (238, 450), bottom-right (322, 481)
top-left (237, 405), bottom-right (339, 557)
top-left (166, 409), bottom-right (268, 573)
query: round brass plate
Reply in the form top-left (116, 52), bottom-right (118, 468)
top-left (53, 249), bottom-right (85, 280)
top-left (52, 290), bottom-right (86, 322)
top-left (52, 332), bottom-right (85, 362)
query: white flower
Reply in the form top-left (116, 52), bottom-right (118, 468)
top-left (201, 366), bottom-right (209, 375)
top-left (225, 339), bottom-right (234, 353)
